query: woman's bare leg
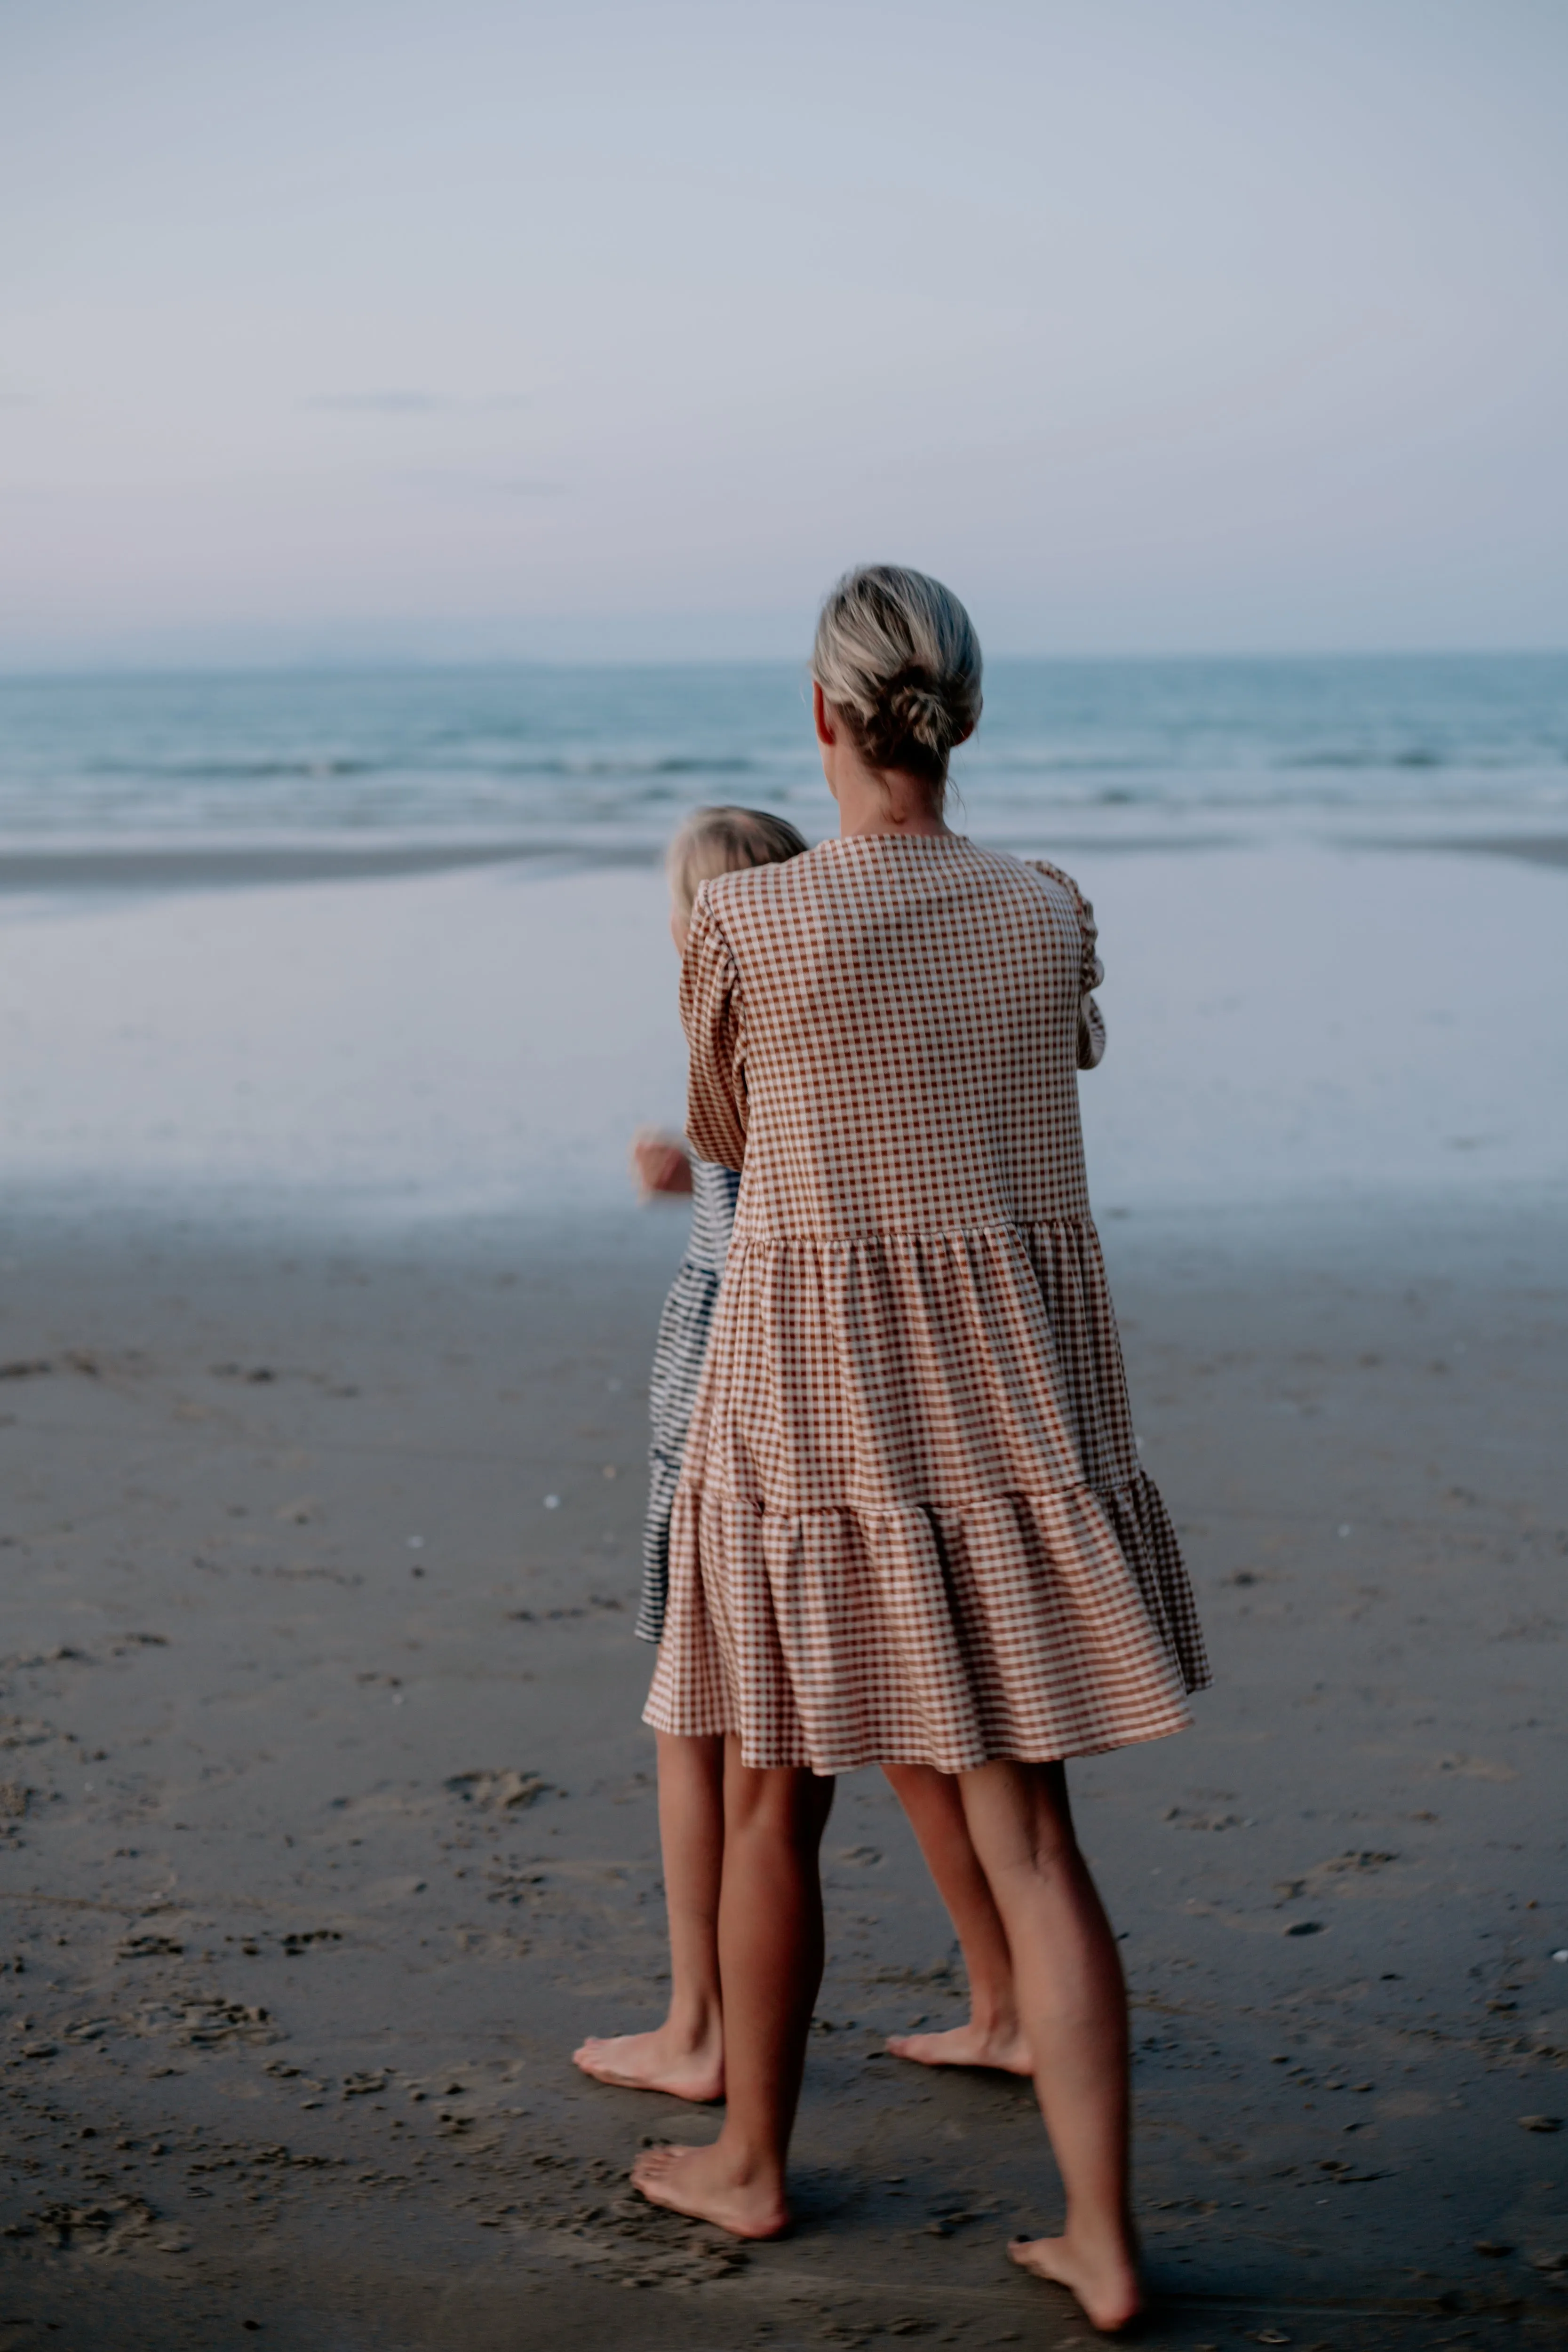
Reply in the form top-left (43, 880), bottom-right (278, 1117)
top-left (958, 1759), bottom-right (1141, 2333)
top-left (633, 1738), bottom-right (834, 2236)
top-left (881, 1761), bottom-right (1029, 2075)
top-left (573, 1731), bottom-right (725, 2100)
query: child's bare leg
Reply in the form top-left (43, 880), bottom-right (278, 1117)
top-left (958, 1758), bottom-right (1141, 2334)
top-left (632, 1739), bottom-right (835, 2236)
top-left (881, 1761), bottom-right (1029, 2075)
top-left (573, 1732), bottom-right (725, 2100)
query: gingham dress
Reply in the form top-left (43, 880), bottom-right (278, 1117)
top-left (636, 1158), bottom-right (740, 1645)
top-left (644, 834), bottom-right (1209, 1775)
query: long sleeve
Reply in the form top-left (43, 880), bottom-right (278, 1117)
top-left (1030, 859), bottom-right (1105, 1070)
top-left (678, 884), bottom-right (749, 1171)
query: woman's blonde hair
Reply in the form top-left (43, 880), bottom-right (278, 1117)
top-left (811, 564), bottom-right (982, 802)
top-left (666, 804), bottom-right (809, 922)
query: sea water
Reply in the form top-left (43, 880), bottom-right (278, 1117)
top-left (1, 657), bottom-right (1564, 1225)
top-left (1, 655), bottom-right (1564, 852)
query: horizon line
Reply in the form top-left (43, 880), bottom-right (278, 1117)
top-left (3, 644), bottom-right (1567, 686)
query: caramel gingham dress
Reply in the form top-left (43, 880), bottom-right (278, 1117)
top-left (644, 833), bottom-right (1208, 1774)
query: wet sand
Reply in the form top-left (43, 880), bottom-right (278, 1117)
top-left (0, 844), bottom-right (660, 895)
top-left (0, 1195), bottom-right (1564, 2350)
top-left (6, 842), bottom-right (1567, 1227)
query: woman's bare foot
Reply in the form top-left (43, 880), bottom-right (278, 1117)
top-left (572, 2025), bottom-right (724, 2103)
top-left (886, 2018), bottom-right (1033, 2076)
top-left (631, 2141), bottom-right (789, 2239)
top-left (1009, 2232), bottom-right (1143, 2334)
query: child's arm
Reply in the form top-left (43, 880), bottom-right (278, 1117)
top-left (630, 1128), bottom-right (694, 1198)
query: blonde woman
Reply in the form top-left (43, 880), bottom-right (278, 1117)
top-left (634, 567), bottom-right (1208, 2332)
top-left (578, 805), bottom-right (1043, 2108)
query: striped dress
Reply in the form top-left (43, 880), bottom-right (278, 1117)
top-left (644, 833), bottom-right (1210, 1774)
top-left (635, 1157), bottom-right (741, 1645)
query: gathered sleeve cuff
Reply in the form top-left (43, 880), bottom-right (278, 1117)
top-left (1029, 859), bottom-right (1106, 1070)
top-left (678, 884), bottom-right (749, 1169)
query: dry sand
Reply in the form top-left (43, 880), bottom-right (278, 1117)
top-left (0, 1192), bottom-right (1564, 2350)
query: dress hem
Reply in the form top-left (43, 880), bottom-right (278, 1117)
top-left (640, 1690), bottom-right (1195, 1777)
top-left (644, 1466), bottom-right (1209, 1770)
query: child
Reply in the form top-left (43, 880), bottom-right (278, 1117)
top-left (573, 806), bottom-right (1029, 2101)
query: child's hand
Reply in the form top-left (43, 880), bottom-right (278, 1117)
top-left (630, 1128), bottom-right (694, 1198)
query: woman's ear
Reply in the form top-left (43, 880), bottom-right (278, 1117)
top-left (812, 680), bottom-right (836, 746)
top-left (950, 719), bottom-right (976, 748)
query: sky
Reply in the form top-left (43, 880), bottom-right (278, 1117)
top-left (1, 0), bottom-right (1566, 667)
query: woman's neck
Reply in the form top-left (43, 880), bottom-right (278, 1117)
top-left (833, 760), bottom-right (949, 838)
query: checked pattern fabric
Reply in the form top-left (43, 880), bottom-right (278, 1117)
top-left (645, 833), bottom-right (1209, 1774)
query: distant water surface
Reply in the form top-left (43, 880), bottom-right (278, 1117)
top-left (1, 655), bottom-right (1564, 853)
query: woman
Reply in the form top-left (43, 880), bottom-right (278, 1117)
top-left (637, 566), bottom-right (1208, 2332)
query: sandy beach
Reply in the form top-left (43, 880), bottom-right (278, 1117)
top-left (0, 840), bottom-right (1564, 2348)
top-left (0, 1185), bottom-right (1564, 2350)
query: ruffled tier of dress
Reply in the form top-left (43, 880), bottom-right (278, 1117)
top-left (644, 1216), bottom-right (1210, 1773)
top-left (648, 1470), bottom-right (1197, 1774)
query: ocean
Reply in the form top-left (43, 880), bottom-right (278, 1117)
top-left (1, 654), bottom-right (1565, 854)
top-left (3, 654), bottom-right (1564, 1226)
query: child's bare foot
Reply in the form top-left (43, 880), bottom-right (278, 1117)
top-left (885, 2018), bottom-right (1033, 2076)
top-left (631, 2141), bottom-right (789, 2239)
top-left (1008, 2232), bottom-right (1143, 2334)
top-left (572, 2025), bottom-right (724, 2103)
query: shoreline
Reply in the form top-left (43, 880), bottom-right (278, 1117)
top-left (0, 840), bottom-right (662, 893)
top-left (0, 824), bottom-right (1565, 895)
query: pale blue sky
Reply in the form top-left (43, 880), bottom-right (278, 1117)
top-left (2, 0), bottom-right (1565, 665)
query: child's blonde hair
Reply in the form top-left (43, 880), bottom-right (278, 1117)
top-left (666, 805), bottom-right (809, 922)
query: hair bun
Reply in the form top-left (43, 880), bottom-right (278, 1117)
top-left (889, 676), bottom-right (952, 754)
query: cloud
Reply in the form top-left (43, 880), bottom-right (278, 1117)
top-left (391, 470), bottom-right (566, 502)
top-left (303, 393), bottom-right (533, 416)
top-left (304, 392), bottom-right (451, 414)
